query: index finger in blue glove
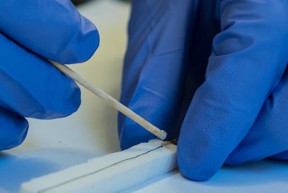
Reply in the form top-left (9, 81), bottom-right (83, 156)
top-left (0, 0), bottom-right (99, 64)
top-left (178, 0), bottom-right (288, 181)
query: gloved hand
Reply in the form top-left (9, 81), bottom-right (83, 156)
top-left (119, 0), bottom-right (288, 181)
top-left (0, 0), bottom-right (99, 151)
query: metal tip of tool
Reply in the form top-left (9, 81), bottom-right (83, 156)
top-left (158, 130), bottom-right (167, 141)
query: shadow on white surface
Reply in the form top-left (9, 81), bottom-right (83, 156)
top-left (0, 148), bottom-right (104, 193)
top-left (0, 152), bottom-right (59, 193)
top-left (208, 160), bottom-right (288, 187)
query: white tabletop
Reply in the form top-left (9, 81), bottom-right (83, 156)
top-left (1, 1), bottom-right (288, 193)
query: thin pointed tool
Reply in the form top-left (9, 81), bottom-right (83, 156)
top-left (51, 61), bottom-right (167, 140)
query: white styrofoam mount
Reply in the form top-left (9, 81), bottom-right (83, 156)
top-left (20, 140), bottom-right (177, 193)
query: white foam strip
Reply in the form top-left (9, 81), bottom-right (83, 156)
top-left (20, 140), bottom-right (177, 193)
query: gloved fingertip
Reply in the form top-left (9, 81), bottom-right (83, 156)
top-left (63, 82), bottom-right (81, 114)
top-left (0, 109), bottom-right (29, 151)
top-left (40, 81), bottom-right (81, 119)
top-left (177, 156), bottom-right (216, 181)
top-left (177, 138), bottom-right (219, 181)
top-left (57, 18), bottom-right (100, 64)
top-left (57, 82), bottom-right (81, 118)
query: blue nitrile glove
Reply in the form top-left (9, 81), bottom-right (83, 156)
top-left (0, 0), bottom-right (99, 151)
top-left (119, 0), bottom-right (288, 181)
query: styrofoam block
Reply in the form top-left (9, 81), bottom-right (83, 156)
top-left (20, 140), bottom-right (177, 193)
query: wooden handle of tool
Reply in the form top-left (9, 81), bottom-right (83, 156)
top-left (51, 61), bottom-right (167, 140)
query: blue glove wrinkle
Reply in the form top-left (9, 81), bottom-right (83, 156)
top-left (0, 108), bottom-right (28, 151)
top-left (0, 0), bottom-right (99, 64)
top-left (175, 0), bottom-right (221, 139)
